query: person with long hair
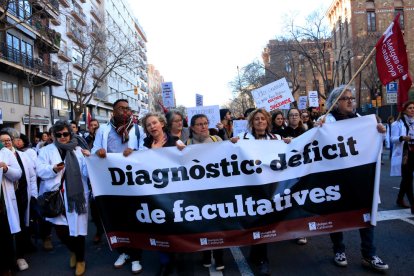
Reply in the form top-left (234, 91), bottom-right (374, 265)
top-left (219, 108), bottom-right (233, 139)
top-left (391, 101), bottom-right (414, 211)
top-left (271, 111), bottom-right (286, 136)
top-left (284, 108), bottom-right (306, 140)
top-left (318, 85), bottom-right (388, 272)
top-left (36, 120), bottom-right (90, 276)
top-left (231, 108), bottom-right (287, 275)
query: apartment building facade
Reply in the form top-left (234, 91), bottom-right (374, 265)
top-left (51, 0), bottom-right (149, 129)
top-left (326, 0), bottom-right (414, 107)
top-left (0, 0), bottom-right (62, 138)
top-left (147, 64), bottom-right (164, 113)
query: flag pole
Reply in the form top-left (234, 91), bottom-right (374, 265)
top-left (324, 46), bottom-right (377, 117)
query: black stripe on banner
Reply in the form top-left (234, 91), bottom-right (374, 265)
top-left (95, 163), bottom-right (376, 235)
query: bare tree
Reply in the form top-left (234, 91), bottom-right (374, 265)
top-left (61, 22), bottom-right (141, 123)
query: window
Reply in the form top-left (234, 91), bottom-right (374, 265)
top-left (367, 11), bottom-right (376, 32)
top-left (53, 98), bottom-right (71, 111)
top-left (395, 9), bottom-right (404, 30)
top-left (34, 89), bottom-right (46, 108)
top-left (6, 33), bottom-right (20, 63)
top-left (21, 40), bottom-right (33, 67)
top-left (1, 81), bottom-right (18, 103)
top-left (23, 87), bottom-right (30, 105)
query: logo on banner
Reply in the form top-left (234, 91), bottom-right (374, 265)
top-left (252, 230), bottom-right (277, 240)
top-left (110, 236), bottom-right (118, 244)
top-left (149, 238), bottom-right (170, 248)
top-left (199, 238), bottom-right (224, 246)
top-left (253, 232), bottom-right (261, 240)
top-left (308, 221), bottom-right (333, 231)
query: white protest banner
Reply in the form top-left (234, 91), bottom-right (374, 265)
top-left (186, 105), bottom-right (220, 129)
top-left (251, 78), bottom-right (294, 111)
top-left (233, 120), bottom-right (248, 137)
top-left (86, 115), bottom-right (382, 252)
top-left (196, 94), bottom-right (203, 106)
top-left (162, 82), bottom-right (175, 108)
top-left (308, 91), bottom-right (319, 107)
top-left (298, 96), bottom-right (308, 110)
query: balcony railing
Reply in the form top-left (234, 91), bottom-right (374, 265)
top-left (0, 42), bottom-right (62, 82)
top-left (33, 20), bottom-right (61, 50)
top-left (90, 7), bottom-right (102, 22)
top-left (58, 46), bottom-right (71, 62)
top-left (58, 0), bottom-right (70, 8)
top-left (71, 4), bottom-right (87, 26)
top-left (66, 26), bottom-right (86, 48)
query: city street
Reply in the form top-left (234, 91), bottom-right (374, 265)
top-left (20, 149), bottom-right (414, 275)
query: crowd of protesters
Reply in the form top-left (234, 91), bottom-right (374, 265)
top-left (3, 84), bottom-right (411, 276)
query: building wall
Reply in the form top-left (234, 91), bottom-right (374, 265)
top-left (326, 0), bottom-right (414, 106)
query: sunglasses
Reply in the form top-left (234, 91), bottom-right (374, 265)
top-left (55, 132), bottom-right (70, 138)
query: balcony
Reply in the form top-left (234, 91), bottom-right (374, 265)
top-left (71, 5), bottom-right (87, 26)
top-left (31, 0), bottom-right (59, 20)
top-left (33, 20), bottom-right (61, 52)
top-left (66, 26), bottom-right (87, 48)
top-left (0, 42), bottom-right (62, 86)
top-left (58, 0), bottom-right (70, 8)
top-left (90, 7), bottom-right (102, 22)
top-left (58, 47), bottom-right (71, 62)
top-left (73, 60), bottom-right (85, 71)
top-left (51, 16), bottom-right (61, 26)
top-left (79, 0), bottom-right (86, 3)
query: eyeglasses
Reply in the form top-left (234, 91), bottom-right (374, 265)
top-left (338, 96), bottom-right (356, 102)
top-left (194, 122), bottom-right (209, 127)
top-left (117, 106), bottom-right (132, 112)
top-left (55, 132), bottom-right (70, 138)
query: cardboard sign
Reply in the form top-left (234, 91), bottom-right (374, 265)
top-left (162, 82), bottom-right (175, 108)
top-left (186, 105), bottom-right (220, 129)
top-left (252, 78), bottom-right (294, 111)
top-left (308, 91), bottom-right (319, 107)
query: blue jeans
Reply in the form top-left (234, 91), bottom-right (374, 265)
top-left (330, 226), bottom-right (376, 258)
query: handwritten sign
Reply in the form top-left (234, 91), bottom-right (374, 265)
top-left (308, 91), bottom-right (319, 107)
top-left (186, 105), bottom-right (220, 129)
top-left (251, 78), bottom-right (294, 111)
top-left (233, 120), bottom-right (248, 137)
top-left (162, 82), bottom-right (175, 108)
top-left (298, 96), bottom-right (308, 110)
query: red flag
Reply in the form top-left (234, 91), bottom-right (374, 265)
top-left (157, 100), bottom-right (169, 114)
top-left (397, 73), bottom-right (412, 111)
top-left (87, 110), bottom-right (92, 127)
top-left (375, 14), bottom-right (409, 85)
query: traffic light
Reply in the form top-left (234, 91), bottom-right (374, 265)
top-left (134, 86), bottom-right (138, 95)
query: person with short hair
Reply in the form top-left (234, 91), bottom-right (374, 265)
top-left (318, 85), bottom-right (389, 272)
top-left (165, 110), bottom-right (189, 142)
top-left (91, 99), bottom-right (145, 274)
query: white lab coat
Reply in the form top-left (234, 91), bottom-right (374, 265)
top-left (91, 123), bottom-right (145, 153)
top-left (14, 150), bottom-right (38, 227)
top-left (390, 120), bottom-right (406, 176)
top-left (36, 143), bottom-right (89, 236)
top-left (0, 148), bottom-right (22, 234)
